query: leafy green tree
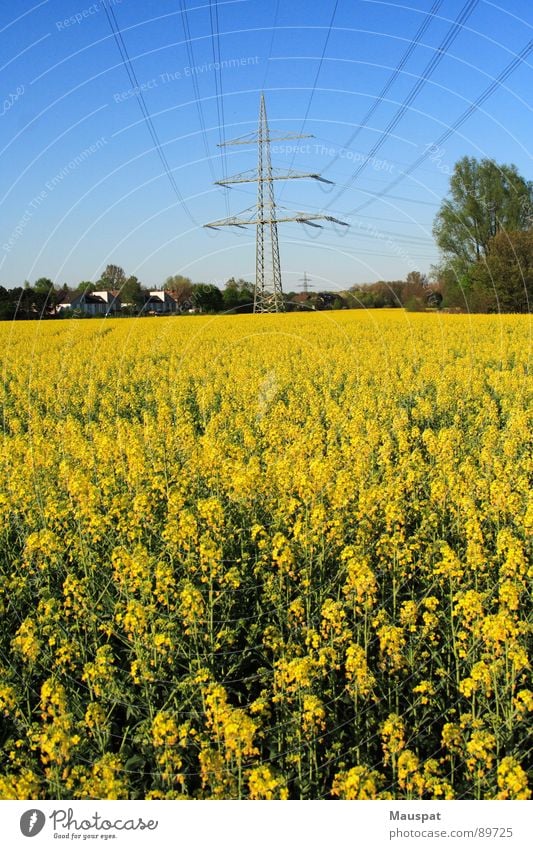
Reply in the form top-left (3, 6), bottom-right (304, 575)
top-left (191, 283), bottom-right (223, 313)
top-left (31, 278), bottom-right (57, 315)
top-left (33, 277), bottom-right (55, 295)
top-left (9, 286), bottom-right (33, 318)
top-left (74, 280), bottom-right (97, 295)
top-left (121, 275), bottom-right (144, 307)
top-left (0, 286), bottom-right (14, 320)
top-left (468, 230), bottom-right (533, 313)
top-left (222, 278), bottom-right (254, 312)
top-left (433, 157), bottom-right (531, 266)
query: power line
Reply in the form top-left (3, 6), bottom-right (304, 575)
top-left (209, 0), bottom-right (230, 216)
top-left (261, 0), bottom-right (280, 91)
top-left (347, 37), bottom-right (533, 217)
top-left (278, 0), bottom-right (340, 202)
top-left (101, 0), bottom-right (199, 226)
top-left (294, 0), bottom-right (340, 136)
top-left (229, 179), bottom-right (440, 208)
top-left (325, 0), bottom-right (479, 210)
top-left (321, 0), bottom-right (443, 178)
top-left (180, 0), bottom-right (217, 183)
top-left (226, 185), bottom-right (435, 246)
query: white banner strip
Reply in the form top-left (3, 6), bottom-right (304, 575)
top-left (1, 800), bottom-right (531, 848)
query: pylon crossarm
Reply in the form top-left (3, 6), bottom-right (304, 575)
top-left (273, 213), bottom-right (347, 226)
top-left (205, 213), bottom-right (349, 228)
top-left (204, 218), bottom-right (253, 228)
top-left (219, 132), bottom-right (314, 147)
top-left (214, 169), bottom-right (257, 186)
top-left (204, 213), bottom-right (344, 225)
top-left (215, 170), bottom-right (334, 186)
top-left (275, 215), bottom-right (324, 225)
top-left (217, 132), bottom-right (256, 147)
top-left (275, 171), bottom-right (333, 183)
top-left (265, 133), bottom-right (314, 143)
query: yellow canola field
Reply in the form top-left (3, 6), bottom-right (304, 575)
top-left (0, 310), bottom-right (531, 800)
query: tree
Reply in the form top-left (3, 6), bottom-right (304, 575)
top-left (191, 283), bottom-right (223, 313)
top-left (121, 275), bottom-right (144, 307)
top-left (404, 270), bottom-right (428, 290)
top-left (33, 277), bottom-right (55, 295)
top-left (402, 270), bottom-right (428, 311)
top-left (164, 274), bottom-right (192, 291)
top-left (348, 281), bottom-right (406, 308)
top-left (0, 286), bottom-right (14, 320)
top-left (165, 275), bottom-right (193, 310)
top-left (99, 264), bottom-right (126, 290)
top-left (433, 157), bottom-right (532, 267)
top-left (75, 280), bottom-right (97, 294)
top-left (8, 286), bottom-right (34, 319)
top-left (31, 277), bottom-right (57, 315)
top-left (222, 277), bottom-right (254, 312)
top-left (468, 230), bottom-right (533, 313)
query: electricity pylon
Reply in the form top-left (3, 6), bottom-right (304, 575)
top-left (300, 271), bottom-right (313, 294)
top-left (205, 93), bottom-right (348, 313)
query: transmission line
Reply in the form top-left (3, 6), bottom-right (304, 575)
top-left (277, 0), bottom-right (340, 202)
top-left (295, 0), bottom-right (340, 136)
top-left (180, 0), bottom-right (217, 183)
top-left (228, 185), bottom-right (434, 246)
top-left (347, 37), bottom-right (533, 217)
top-left (101, 0), bottom-right (199, 226)
top-left (209, 0), bottom-right (230, 216)
top-left (261, 0), bottom-right (280, 91)
top-left (321, 0), bottom-right (443, 178)
top-left (324, 0), bottom-right (479, 210)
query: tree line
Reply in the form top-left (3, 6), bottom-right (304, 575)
top-left (0, 268), bottom-right (438, 319)
top-left (1, 156), bottom-right (530, 318)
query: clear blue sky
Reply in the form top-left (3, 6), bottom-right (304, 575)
top-left (1, 0), bottom-right (531, 291)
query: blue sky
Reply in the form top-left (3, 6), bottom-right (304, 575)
top-left (0, 0), bottom-right (531, 291)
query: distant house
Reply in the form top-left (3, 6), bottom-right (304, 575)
top-left (56, 290), bottom-right (122, 316)
top-left (92, 290), bottom-right (122, 313)
top-left (143, 290), bottom-right (178, 314)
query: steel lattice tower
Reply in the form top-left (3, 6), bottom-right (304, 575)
top-left (255, 94), bottom-right (282, 312)
top-left (300, 271), bottom-right (313, 294)
top-left (205, 94), bottom-right (348, 312)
